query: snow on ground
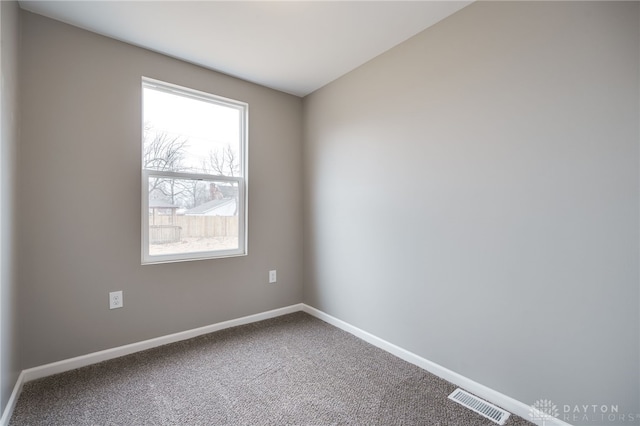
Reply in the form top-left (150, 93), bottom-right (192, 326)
top-left (150, 237), bottom-right (238, 255)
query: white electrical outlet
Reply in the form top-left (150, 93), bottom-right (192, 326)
top-left (109, 291), bottom-right (123, 309)
top-left (269, 270), bottom-right (277, 283)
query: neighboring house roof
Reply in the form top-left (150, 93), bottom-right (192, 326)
top-left (185, 198), bottom-right (235, 215)
top-left (149, 199), bottom-right (180, 209)
top-left (219, 185), bottom-right (237, 198)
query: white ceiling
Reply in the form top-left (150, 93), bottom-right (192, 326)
top-left (18, 1), bottom-right (472, 97)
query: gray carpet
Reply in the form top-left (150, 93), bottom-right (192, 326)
top-left (10, 312), bottom-right (535, 425)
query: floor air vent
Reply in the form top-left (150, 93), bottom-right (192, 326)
top-left (448, 388), bottom-right (510, 425)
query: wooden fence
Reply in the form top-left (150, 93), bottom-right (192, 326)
top-left (150, 215), bottom-right (238, 243)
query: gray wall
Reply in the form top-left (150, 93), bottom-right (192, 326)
top-left (303, 1), bottom-right (640, 421)
top-left (18, 11), bottom-right (303, 369)
top-left (1, 0), bottom-right (20, 413)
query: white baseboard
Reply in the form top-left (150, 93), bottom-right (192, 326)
top-left (300, 304), bottom-right (572, 426)
top-left (0, 371), bottom-right (24, 426)
top-left (22, 303), bottom-right (304, 383)
top-left (1, 302), bottom-right (570, 426)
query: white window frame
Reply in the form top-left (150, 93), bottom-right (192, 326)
top-left (141, 78), bottom-right (248, 265)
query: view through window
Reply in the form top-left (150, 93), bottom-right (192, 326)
top-left (142, 78), bottom-right (247, 264)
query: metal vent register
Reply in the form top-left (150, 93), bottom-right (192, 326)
top-left (448, 388), bottom-right (511, 425)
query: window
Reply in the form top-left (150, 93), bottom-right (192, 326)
top-left (141, 78), bottom-right (247, 264)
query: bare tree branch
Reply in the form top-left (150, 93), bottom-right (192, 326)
top-left (208, 145), bottom-right (240, 177)
top-left (144, 129), bottom-right (189, 205)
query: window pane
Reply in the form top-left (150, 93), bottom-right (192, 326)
top-left (143, 87), bottom-right (242, 177)
top-left (148, 177), bottom-right (240, 257)
top-left (141, 78), bottom-right (247, 264)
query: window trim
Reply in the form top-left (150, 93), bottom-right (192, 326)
top-left (141, 77), bottom-right (248, 265)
